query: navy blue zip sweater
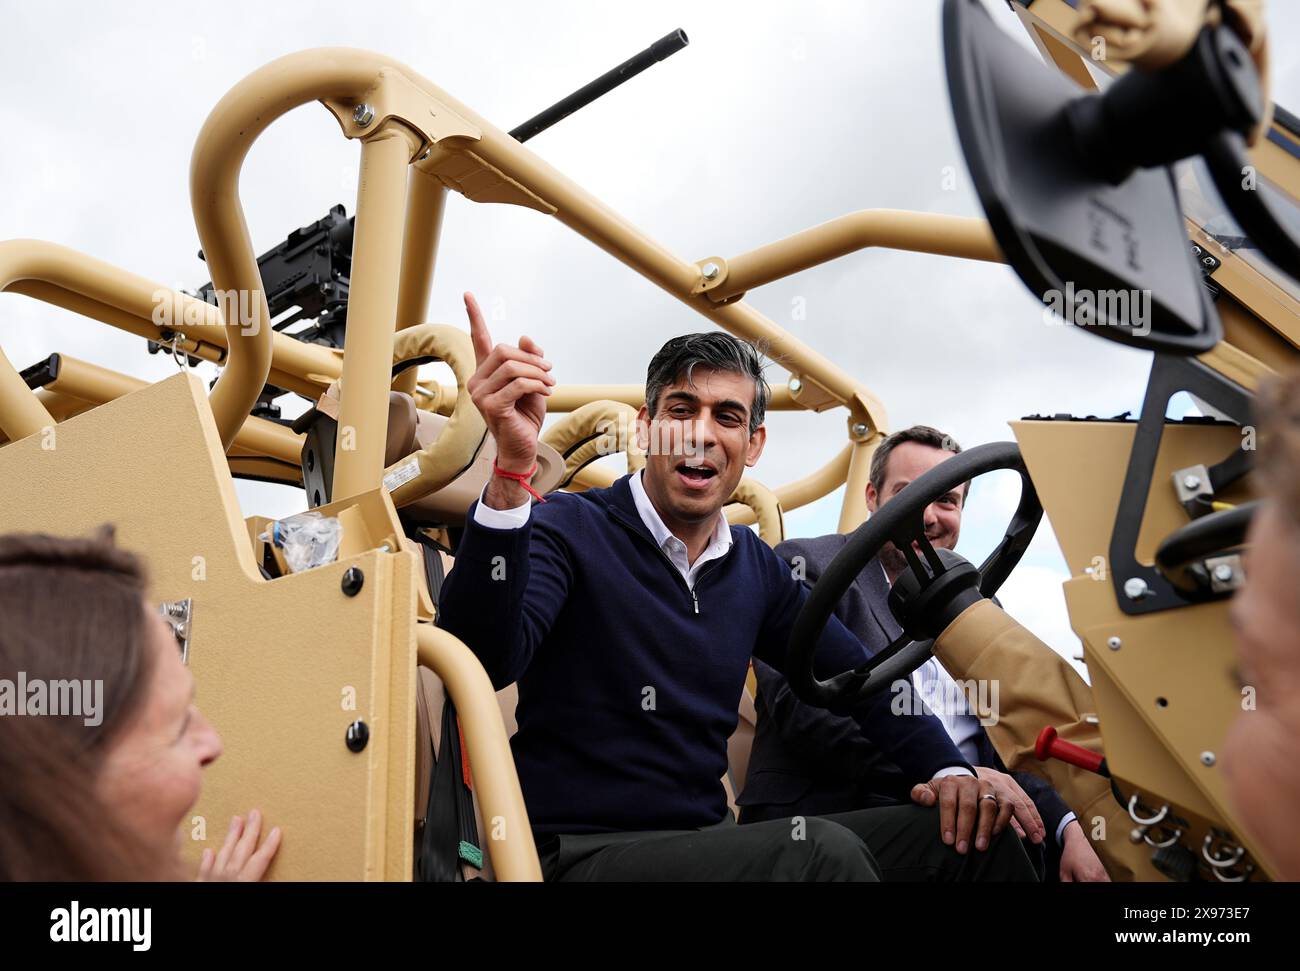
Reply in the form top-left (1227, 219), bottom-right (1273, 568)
top-left (436, 472), bottom-right (970, 838)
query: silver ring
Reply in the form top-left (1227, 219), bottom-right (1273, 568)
top-left (1202, 835), bottom-right (1245, 869)
top-left (979, 793), bottom-right (998, 803)
top-left (1127, 794), bottom-right (1168, 827)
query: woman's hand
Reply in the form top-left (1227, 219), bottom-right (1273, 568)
top-left (196, 809), bottom-right (282, 881)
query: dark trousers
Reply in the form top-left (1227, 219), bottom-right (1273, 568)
top-left (538, 804), bottom-right (1038, 882)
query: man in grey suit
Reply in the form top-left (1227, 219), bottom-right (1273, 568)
top-left (738, 425), bottom-right (1109, 881)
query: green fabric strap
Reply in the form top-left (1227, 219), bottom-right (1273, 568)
top-left (458, 840), bottom-right (484, 870)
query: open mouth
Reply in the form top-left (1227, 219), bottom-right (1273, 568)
top-left (676, 462), bottom-right (718, 489)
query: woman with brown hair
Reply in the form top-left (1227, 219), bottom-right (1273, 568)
top-left (0, 527), bottom-right (280, 881)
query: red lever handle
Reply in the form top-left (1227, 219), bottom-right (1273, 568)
top-left (1035, 725), bottom-right (1107, 775)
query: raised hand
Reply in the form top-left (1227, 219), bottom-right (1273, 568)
top-left (463, 292), bottom-right (555, 508)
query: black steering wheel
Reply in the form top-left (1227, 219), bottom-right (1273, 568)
top-left (786, 441), bottom-right (1043, 713)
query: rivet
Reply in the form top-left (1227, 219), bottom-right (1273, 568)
top-left (342, 566), bottom-right (365, 596)
top-left (1107, 636), bottom-right (1122, 650)
top-left (1201, 751), bottom-right (1216, 767)
top-left (1123, 577), bottom-right (1149, 600)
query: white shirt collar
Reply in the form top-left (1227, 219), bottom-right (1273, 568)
top-left (628, 470), bottom-right (732, 576)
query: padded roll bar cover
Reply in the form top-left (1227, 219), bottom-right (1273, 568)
top-left (385, 324), bottom-right (488, 507)
top-left (542, 400), bottom-right (647, 487)
top-left (932, 599), bottom-right (1158, 880)
top-left (728, 476), bottom-right (785, 548)
top-left (398, 412), bottom-right (564, 525)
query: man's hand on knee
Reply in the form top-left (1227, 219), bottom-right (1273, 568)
top-left (974, 766), bottom-right (1045, 844)
top-left (910, 773), bottom-right (1000, 855)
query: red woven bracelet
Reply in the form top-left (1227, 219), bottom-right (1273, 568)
top-left (492, 458), bottom-right (547, 503)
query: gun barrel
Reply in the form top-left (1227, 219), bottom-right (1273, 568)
top-left (509, 28), bottom-right (689, 143)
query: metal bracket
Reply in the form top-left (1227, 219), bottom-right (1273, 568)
top-left (1172, 462), bottom-right (1212, 513)
top-left (160, 598), bottom-right (193, 664)
top-left (1204, 552), bottom-right (1245, 593)
top-left (691, 256), bottom-right (744, 304)
top-left (1108, 353), bottom-right (1254, 615)
top-left (321, 67), bottom-right (482, 157)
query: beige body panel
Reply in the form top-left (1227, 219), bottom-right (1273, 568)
top-left (998, 416), bottom-right (1275, 879)
top-left (0, 374), bottom-right (415, 879)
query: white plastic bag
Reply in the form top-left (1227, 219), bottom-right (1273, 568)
top-left (259, 511), bottom-right (342, 574)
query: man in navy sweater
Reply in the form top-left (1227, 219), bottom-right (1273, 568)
top-left (437, 293), bottom-right (1036, 881)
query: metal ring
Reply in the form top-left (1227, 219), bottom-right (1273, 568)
top-left (1212, 863), bottom-right (1252, 883)
top-left (168, 332), bottom-right (189, 371)
top-left (979, 793), bottom-right (998, 803)
top-left (1143, 825), bottom-right (1183, 849)
top-left (1202, 835), bottom-right (1246, 869)
top-left (1128, 795), bottom-right (1168, 827)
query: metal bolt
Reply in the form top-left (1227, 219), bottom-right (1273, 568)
top-left (341, 566), bottom-right (365, 597)
top-left (1123, 577), bottom-right (1149, 600)
top-left (851, 422), bottom-right (869, 438)
top-left (353, 103), bottom-right (375, 127)
top-left (1107, 636), bottom-right (1122, 650)
top-left (379, 542), bottom-right (393, 553)
top-left (789, 377), bottom-right (802, 394)
top-left (701, 262), bottom-right (720, 280)
top-left (1212, 563), bottom-right (1235, 583)
top-left (345, 720), bottom-right (370, 753)
top-left (1182, 474), bottom-right (1202, 491)
top-left (1201, 751), bottom-right (1216, 767)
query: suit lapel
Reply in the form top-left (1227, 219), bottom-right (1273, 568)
top-left (860, 556), bottom-right (904, 647)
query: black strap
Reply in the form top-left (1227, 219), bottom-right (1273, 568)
top-left (417, 699), bottom-right (483, 881)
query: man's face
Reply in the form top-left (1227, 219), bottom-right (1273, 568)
top-left (1223, 502), bottom-right (1300, 880)
top-left (866, 441), bottom-right (964, 578)
top-left (636, 367), bottom-right (766, 527)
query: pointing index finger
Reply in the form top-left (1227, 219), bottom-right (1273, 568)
top-left (464, 292), bottom-right (493, 365)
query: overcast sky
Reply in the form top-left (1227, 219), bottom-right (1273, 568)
top-left (3, 1), bottom-right (1298, 669)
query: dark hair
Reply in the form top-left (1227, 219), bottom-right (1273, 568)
top-left (645, 332), bottom-right (771, 435)
top-left (0, 526), bottom-right (165, 881)
top-left (1258, 369), bottom-right (1300, 534)
top-left (868, 424), bottom-right (967, 502)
